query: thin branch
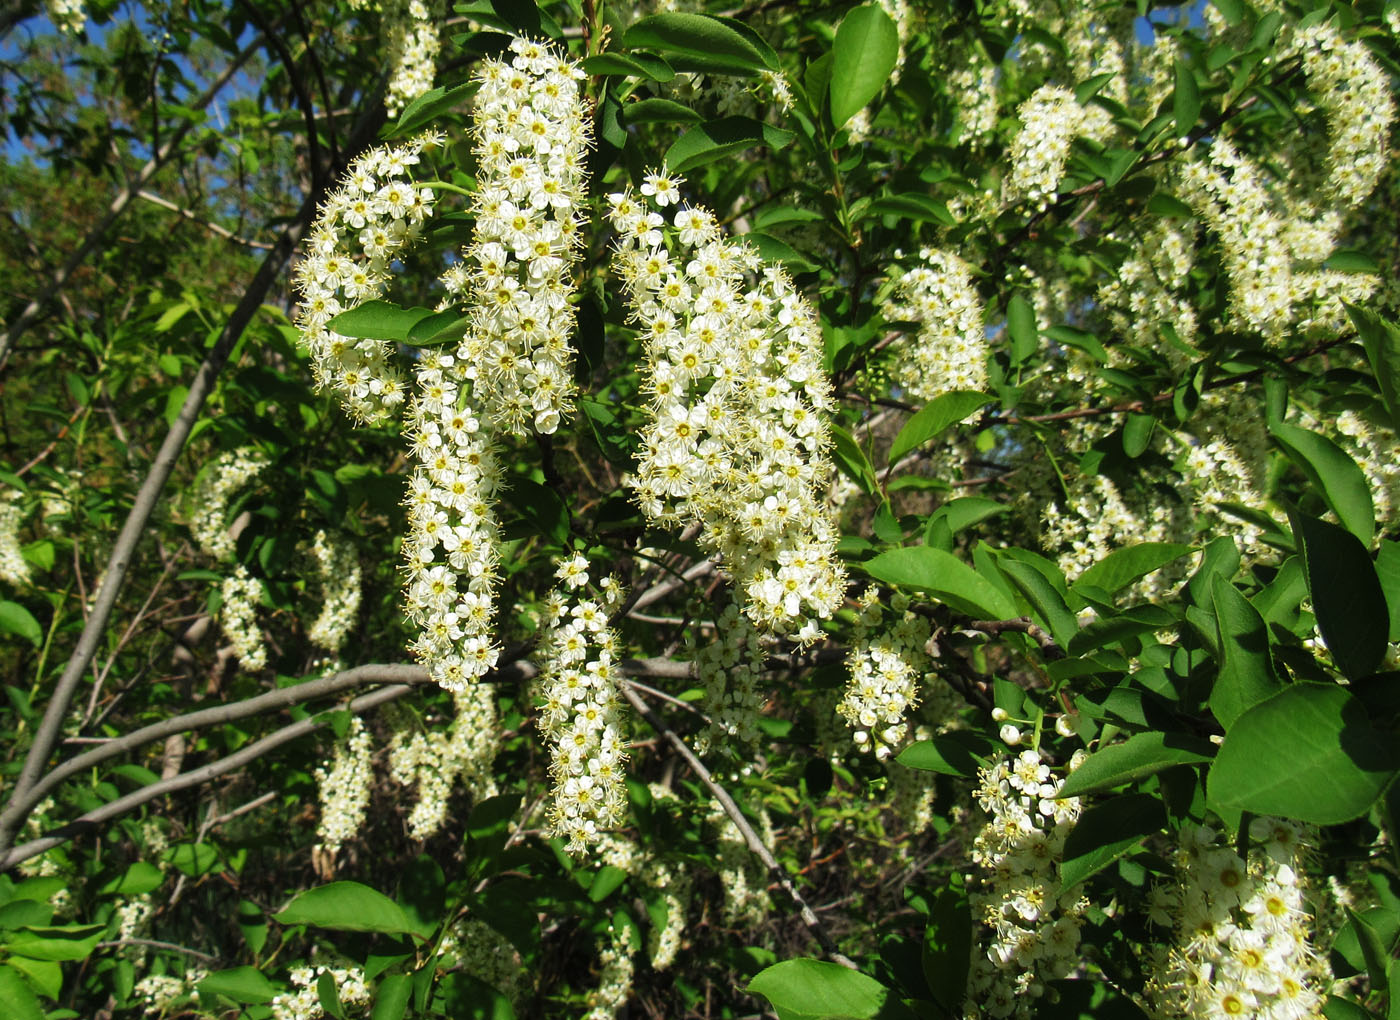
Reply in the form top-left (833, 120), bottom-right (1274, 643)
top-left (619, 682), bottom-right (858, 970)
top-left (135, 190), bottom-right (276, 249)
top-left (95, 938), bottom-right (218, 963)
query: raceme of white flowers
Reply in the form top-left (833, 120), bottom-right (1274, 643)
top-left (306, 528), bottom-right (362, 654)
top-left (1330, 409), bottom-right (1400, 531)
top-left (1143, 819), bottom-right (1331, 1020)
top-left (132, 969), bottom-right (208, 1015)
top-left (295, 134), bottom-right (436, 423)
top-left (1005, 85), bottom-right (1087, 207)
top-left (0, 490), bottom-right (31, 587)
top-left (610, 180), bottom-right (846, 639)
top-left (840, 588), bottom-right (931, 759)
top-left (44, 0), bottom-right (84, 35)
top-left (270, 962), bottom-right (371, 1020)
top-left (1096, 219), bottom-right (1199, 362)
top-left (315, 715), bottom-right (374, 854)
top-left (882, 246), bottom-right (989, 404)
top-left (689, 601), bottom-right (768, 753)
top-left (388, 682), bottom-right (501, 838)
top-left (219, 565), bottom-right (268, 671)
top-left (188, 447), bottom-right (267, 561)
top-left (584, 918), bottom-right (637, 1020)
top-left (964, 750), bottom-right (1087, 1020)
top-left (446, 36), bottom-right (591, 436)
top-left (385, 0), bottom-right (442, 116)
top-left (706, 800), bottom-right (773, 927)
top-left (536, 560), bottom-right (630, 853)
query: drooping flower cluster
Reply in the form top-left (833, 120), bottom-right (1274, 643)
top-left (1294, 22), bottom-right (1395, 209)
top-left (1097, 219), bottom-right (1199, 361)
top-left (315, 715), bottom-right (374, 853)
top-left (445, 36), bottom-right (590, 436)
top-left (219, 566), bottom-right (267, 671)
top-left (883, 247), bottom-right (988, 405)
top-left (642, 855), bottom-right (691, 970)
top-left (400, 352), bottom-right (503, 691)
top-left (270, 963), bottom-right (371, 1020)
top-left (840, 589), bottom-right (931, 759)
top-left (45, 0), bottom-right (85, 35)
top-left (1005, 85), bottom-right (1087, 207)
top-left (187, 448), bottom-right (266, 561)
top-left (132, 970), bottom-right (208, 1015)
top-left (0, 489), bottom-right (30, 587)
top-left (1143, 819), bottom-right (1332, 1020)
top-left (294, 135), bottom-right (436, 423)
top-left (306, 529), bottom-right (362, 654)
top-left (706, 800), bottom-right (772, 926)
top-left (584, 918), bottom-right (637, 1020)
top-left (440, 917), bottom-right (526, 1005)
top-left (1331, 409), bottom-right (1400, 530)
top-left (611, 182), bottom-right (846, 638)
top-left (964, 750), bottom-right (1087, 1020)
top-left (690, 601), bottom-right (768, 753)
top-left (948, 54), bottom-right (1000, 147)
top-left (384, 0), bottom-right (442, 116)
top-left (536, 560), bottom-right (630, 853)
top-left (1179, 391), bottom-right (1272, 562)
top-left (388, 682), bottom-right (501, 839)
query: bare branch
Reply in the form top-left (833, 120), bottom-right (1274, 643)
top-left (135, 191), bottom-right (276, 249)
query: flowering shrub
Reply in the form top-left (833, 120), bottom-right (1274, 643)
top-left (1, 2), bottom-right (1399, 1020)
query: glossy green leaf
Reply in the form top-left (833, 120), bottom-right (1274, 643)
top-left (0, 966), bottom-right (43, 1020)
top-left (927, 497), bottom-right (1007, 535)
top-left (999, 558), bottom-right (1077, 648)
top-left (273, 881), bottom-right (417, 936)
top-left (325, 300), bottom-right (436, 342)
top-left (623, 13), bottom-right (777, 75)
top-left (921, 886), bottom-right (972, 1012)
top-left (1073, 543), bottom-right (1193, 597)
top-left (888, 392), bottom-right (992, 465)
top-left (0, 601), bottom-right (42, 646)
top-left (829, 5), bottom-right (900, 129)
top-left (589, 865), bottom-right (629, 902)
top-left (372, 974), bottom-right (413, 1020)
top-left (1294, 511), bottom-right (1389, 681)
top-left (4, 923), bottom-right (104, 961)
top-left (741, 232), bottom-right (817, 273)
top-left (863, 547), bottom-right (1017, 620)
top-left (391, 80), bottom-right (480, 136)
top-left (100, 861), bottom-right (165, 896)
top-left (748, 958), bottom-right (916, 1020)
top-left (865, 194), bottom-right (955, 226)
top-left (896, 732), bottom-right (996, 777)
top-left (1006, 294), bottom-right (1037, 365)
top-left (198, 967), bottom-right (277, 1005)
top-left (665, 116), bottom-right (795, 174)
top-left (1059, 794), bottom-right (1165, 889)
top-left (1270, 420), bottom-right (1375, 546)
top-left (829, 423), bottom-right (879, 495)
top-left (1208, 574), bottom-right (1283, 730)
top-left (621, 97), bottom-right (702, 125)
top-left (1058, 732), bottom-right (1216, 799)
top-left (1347, 303), bottom-right (1400, 435)
top-left (1207, 684), bottom-right (1400, 825)
top-left (1173, 59), bottom-right (1201, 136)
top-left (1377, 540), bottom-right (1400, 641)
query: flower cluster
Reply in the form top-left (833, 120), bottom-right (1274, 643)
top-left (445, 36), bottom-right (590, 436)
top-left (706, 800), bottom-right (772, 926)
top-left (1097, 219), bottom-right (1199, 362)
top-left (388, 682), bottom-right (501, 839)
top-left (964, 750), bottom-right (1087, 1020)
top-left (295, 135), bottom-right (436, 423)
top-left (270, 963), bottom-right (371, 1020)
top-left (440, 917), bottom-right (525, 1004)
top-left (1005, 86), bottom-right (1086, 207)
top-left (1295, 22), bottom-right (1395, 209)
top-left (1180, 391), bottom-right (1271, 562)
top-left (113, 894), bottom-right (156, 961)
top-left (384, 0), bottom-right (442, 116)
top-left (0, 489), bottom-right (30, 587)
top-left (584, 919), bottom-right (637, 1020)
top-left (611, 182), bottom-right (846, 638)
top-left (690, 601), bottom-right (768, 753)
top-left (45, 0), bottom-right (85, 35)
top-left (1144, 819), bottom-right (1332, 1020)
top-left (132, 969), bottom-right (207, 1015)
top-left (948, 54), bottom-right (1000, 147)
top-left (1332, 409), bottom-right (1400, 530)
top-left (219, 566), bottom-right (267, 671)
top-left (315, 715), bottom-right (374, 854)
top-left (536, 560), bottom-right (630, 853)
top-left (642, 856), bottom-right (691, 969)
top-left (400, 352), bottom-right (503, 690)
top-left (188, 448), bottom-right (266, 561)
top-left (306, 529), bottom-right (362, 653)
top-left (840, 589), bottom-right (931, 759)
top-left (882, 247), bottom-right (988, 404)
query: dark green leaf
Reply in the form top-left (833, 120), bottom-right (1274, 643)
top-left (999, 558), bottom-right (1077, 648)
top-left (1348, 303), bottom-right (1400, 435)
top-left (1060, 794), bottom-right (1165, 889)
top-left (896, 732), bottom-right (996, 777)
top-left (326, 300), bottom-right (436, 342)
top-left (623, 13), bottom-right (777, 75)
top-left (1173, 59), bottom-right (1201, 137)
top-left (1122, 413), bottom-right (1155, 458)
top-left (5, 923), bottom-right (104, 961)
top-left (1058, 731), bottom-right (1215, 799)
top-left (1270, 420), bottom-right (1375, 546)
top-left (830, 5), bottom-right (900, 129)
top-left (589, 865), bottom-right (629, 902)
top-left (372, 974), bottom-right (413, 1020)
top-left (392, 81), bottom-right (480, 136)
top-left (1294, 511), bottom-right (1389, 681)
top-left (1377, 541), bottom-right (1400, 642)
top-left (1006, 294), bottom-right (1037, 365)
top-left (748, 958), bottom-right (916, 1020)
top-left (865, 194), bottom-right (955, 226)
top-left (100, 861), bottom-right (165, 896)
top-left (1073, 543), bottom-right (1193, 597)
top-left (829, 423), bottom-right (879, 495)
top-left (665, 117), bottom-right (795, 174)
top-left (0, 601), bottom-right (42, 646)
top-left (621, 98), bottom-right (701, 125)
top-left (928, 497), bottom-right (1006, 535)
top-left (1207, 684), bottom-right (1400, 825)
top-left (198, 967), bottom-right (277, 1005)
top-left (1208, 574), bottom-right (1283, 730)
top-left (741, 232), bottom-right (817, 273)
top-left (888, 392), bottom-right (992, 465)
top-left (863, 547), bottom-right (1017, 620)
top-left (921, 887), bottom-right (971, 1012)
top-left (273, 881), bottom-right (417, 936)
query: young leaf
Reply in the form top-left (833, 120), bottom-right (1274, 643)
top-left (829, 5), bottom-right (900, 129)
top-left (748, 959), bottom-right (916, 1020)
top-left (1208, 574), bottom-right (1283, 730)
top-left (862, 547), bottom-right (1017, 620)
top-left (1058, 731), bottom-right (1216, 799)
top-left (273, 881), bottom-right (417, 936)
top-left (1293, 511), bottom-right (1389, 681)
top-left (1270, 420), bottom-right (1375, 546)
top-left (1207, 684), bottom-right (1400, 825)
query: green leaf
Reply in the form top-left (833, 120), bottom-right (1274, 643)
top-left (397, 856), bottom-right (445, 938)
top-left (1347, 908), bottom-right (1391, 993)
top-left (665, 116), bottom-right (795, 174)
top-left (1058, 731), bottom-right (1216, 799)
top-left (326, 300), bottom-right (436, 342)
top-left (741, 232), bottom-right (817, 273)
top-left (501, 475), bottom-right (570, 545)
top-left (1348, 303), bottom-right (1400, 435)
top-left (865, 194), bottom-right (955, 226)
top-left (1059, 794), bottom-right (1165, 889)
top-left (863, 547), bottom-right (1017, 620)
top-left (921, 886), bottom-right (972, 1012)
top-left (830, 5), bottom-right (900, 129)
top-left (1122, 413), bottom-right (1155, 458)
top-left (829, 423), bottom-right (879, 495)
top-left (372, 974), bottom-right (413, 1020)
top-left (273, 881), bottom-right (417, 936)
top-left (165, 842), bottom-right (223, 876)
top-left (1207, 684), bottom-right (1400, 825)
top-left (1294, 511), bottom-right (1390, 681)
top-left (197, 967), bottom-right (277, 1005)
top-left (1073, 543), bottom-right (1193, 597)
top-left (2, 954), bottom-right (59, 1000)
top-left (1006, 294), bottom-right (1037, 365)
top-left (589, 865), bottom-right (629, 902)
top-left (896, 732), bottom-right (996, 777)
top-left (1173, 59), bottom-right (1201, 137)
top-left (582, 53), bottom-right (673, 80)
top-left (100, 861), bottom-right (165, 896)
top-left (888, 392), bottom-right (992, 465)
top-left (748, 958), bottom-right (916, 1020)
top-left (621, 97), bottom-right (701, 125)
top-left (318, 970), bottom-right (346, 1019)
top-left (405, 310), bottom-right (469, 346)
top-left (1270, 420), bottom-right (1375, 546)
top-left (1377, 541), bottom-right (1400, 642)
top-left (391, 80), bottom-right (480, 136)
top-left (0, 601), bottom-right (42, 646)
top-left (0, 965), bottom-right (43, 1020)
top-left (999, 558), bottom-right (1077, 648)
top-left (623, 13), bottom-right (778, 75)
top-left (5, 923), bottom-right (104, 961)
top-left (927, 497), bottom-right (1007, 535)
top-left (1208, 574), bottom-right (1283, 730)
top-left (1146, 192), bottom-right (1194, 218)
top-left (1325, 250), bottom-right (1379, 274)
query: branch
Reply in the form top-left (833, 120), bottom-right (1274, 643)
top-left (0, 29), bottom-right (270, 366)
top-left (0, 104), bottom-right (390, 856)
top-left (135, 191), bottom-right (276, 249)
top-left (618, 682), bottom-right (858, 970)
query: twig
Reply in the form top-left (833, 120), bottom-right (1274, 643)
top-left (619, 683), bottom-right (858, 970)
top-left (95, 938), bottom-right (218, 963)
top-left (135, 191), bottom-right (276, 249)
